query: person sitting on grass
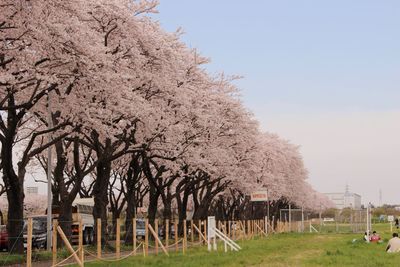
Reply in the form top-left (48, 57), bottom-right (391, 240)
top-left (363, 231), bottom-right (369, 242)
top-left (386, 233), bottom-right (400, 253)
top-left (370, 231), bottom-right (381, 243)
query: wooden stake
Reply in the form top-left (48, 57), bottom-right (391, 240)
top-left (57, 226), bottom-right (83, 267)
top-left (232, 221), bottom-right (236, 240)
top-left (224, 221), bottom-right (227, 235)
top-left (52, 219), bottom-right (58, 266)
top-left (79, 220), bottom-right (83, 263)
top-left (174, 219), bottom-right (178, 252)
top-left (97, 218), bottom-right (101, 259)
top-left (247, 220), bottom-right (251, 238)
top-left (190, 220), bottom-right (194, 242)
top-left (116, 218), bottom-right (120, 259)
top-left (26, 218), bottom-right (32, 267)
top-left (204, 220), bottom-right (207, 241)
top-left (228, 221), bottom-right (231, 238)
top-left (133, 218), bottom-right (137, 255)
top-left (165, 219), bottom-right (169, 247)
top-left (148, 223), bottom-right (169, 256)
top-left (155, 219), bottom-right (159, 255)
top-left (192, 223), bottom-right (207, 242)
top-left (145, 219), bottom-right (149, 256)
top-left (198, 220), bottom-right (202, 243)
top-left (183, 220), bottom-right (187, 254)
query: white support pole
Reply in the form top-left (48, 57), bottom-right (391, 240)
top-left (366, 203), bottom-right (370, 243)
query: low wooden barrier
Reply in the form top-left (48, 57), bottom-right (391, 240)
top-left (25, 217), bottom-right (313, 266)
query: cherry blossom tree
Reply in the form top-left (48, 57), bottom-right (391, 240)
top-left (0, 0), bottom-right (333, 253)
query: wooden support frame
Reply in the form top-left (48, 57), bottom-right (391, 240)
top-left (155, 219), bottom-right (159, 255)
top-left (198, 220), bottom-right (202, 243)
top-left (203, 220), bottom-right (207, 242)
top-left (190, 220), bottom-right (194, 243)
top-left (228, 221), bottom-right (231, 238)
top-left (165, 219), bottom-right (169, 247)
top-left (174, 219), bottom-right (178, 252)
top-left (52, 219), bottom-right (58, 266)
top-left (247, 220), bottom-right (251, 239)
top-left (145, 219), bottom-right (149, 256)
top-left (97, 218), bottom-right (101, 259)
top-left (148, 223), bottom-right (169, 256)
top-left (26, 218), bottom-right (33, 267)
top-left (79, 220), bottom-right (84, 263)
top-left (57, 226), bottom-right (83, 267)
top-left (255, 221), bottom-right (268, 237)
top-left (192, 223), bottom-right (207, 242)
top-left (116, 218), bottom-right (121, 259)
top-left (183, 220), bottom-right (187, 254)
top-left (133, 218), bottom-right (137, 255)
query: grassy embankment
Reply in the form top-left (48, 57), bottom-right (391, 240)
top-left (85, 224), bottom-right (400, 267)
top-left (1, 223), bottom-right (397, 266)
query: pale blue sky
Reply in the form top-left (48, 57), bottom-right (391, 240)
top-left (155, 0), bottom-right (400, 114)
top-left (26, 1), bottom-right (400, 205)
top-left (150, 1), bottom-right (400, 204)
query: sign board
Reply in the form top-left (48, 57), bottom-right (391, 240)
top-left (207, 216), bottom-right (216, 238)
top-left (388, 215), bottom-right (394, 222)
top-left (250, 191), bottom-right (268, 202)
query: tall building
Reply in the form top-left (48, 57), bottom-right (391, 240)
top-left (324, 186), bottom-right (361, 209)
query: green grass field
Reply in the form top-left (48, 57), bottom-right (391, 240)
top-left (84, 225), bottom-right (400, 267)
top-left (1, 223), bottom-right (397, 266)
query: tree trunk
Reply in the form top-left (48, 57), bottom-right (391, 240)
top-left (147, 185), bottom-right (159, 226)
top-left (163, 200), bottom-right (172, 221)
top-left (2, 135), bottom-right (24, 253)
top-left (93, 159), bottom-right (111, 244)
top-left (53, 140), bottom-right (71, 246)
top-left (177, 192), bottom-right (189, 235)
top-left (58, 199), bottom-right (73, 245)
top-left (6, 181), bottom-right (24, 254)
top-left (124, 196), bottom-right (137, 245)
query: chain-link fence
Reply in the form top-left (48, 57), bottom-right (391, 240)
top-left (309, 209), bottom-right (369, 233)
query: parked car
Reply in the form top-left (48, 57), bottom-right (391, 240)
top-left (159, 224), bottom-right (176, 238)
top-left (135, 219), bottom-right (146, 239)
top-left (135, 219), bottom-right (168, 239)
top-left (23, 216), bottom-right (47, 249)
top-left (0, 225), bottom-right (8, 251)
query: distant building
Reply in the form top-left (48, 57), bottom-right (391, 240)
top-left (25, 186), bottom-right (38, 195)
top-left (324, 187), bottom-right (361, 209)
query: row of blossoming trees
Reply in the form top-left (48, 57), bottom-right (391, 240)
top-left (0, 0), bottom-right (332, 253)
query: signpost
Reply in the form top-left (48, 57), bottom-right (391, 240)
top-left (250, 191), bottom-right (269, 234)
top-left (250, 191), bottom-right (268, 202)
top-left (388, 215), bottom-right (394, 232)
top-left (207, 216), bottom-right (216, 251)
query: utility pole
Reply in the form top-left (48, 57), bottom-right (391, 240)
top-left (319, 203), bottom-right (322, 232)
top-left (46, 93), bottom-right (53, 251)
top-left (288, 204), bottom-right (291, 232)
